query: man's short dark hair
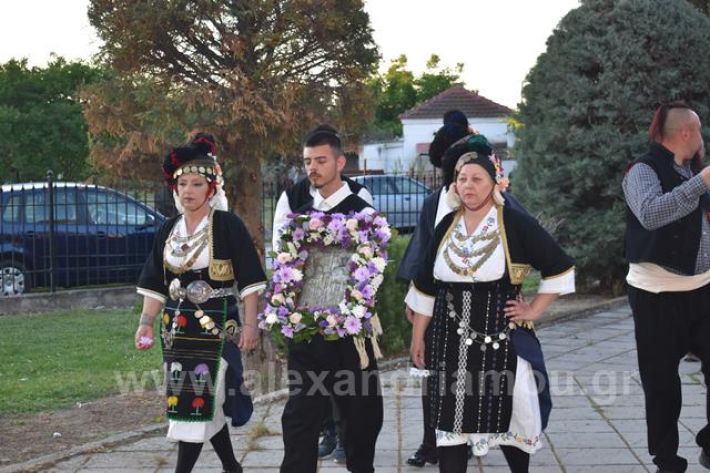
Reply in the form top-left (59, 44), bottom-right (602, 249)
top-left (303, 124), bottom-right (343, 155)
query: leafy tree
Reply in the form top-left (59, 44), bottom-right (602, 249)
top-left (367, 54), bottom-right (463, 138)
top-left (0, 57), bottom-right (104, 182)
top-left (514, 0), bottom-right (710, 293)
top-left (84, 0), bottom-right (379, 249)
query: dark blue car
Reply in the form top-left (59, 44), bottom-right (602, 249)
top-left (0, 183), bottom-right (165, 296)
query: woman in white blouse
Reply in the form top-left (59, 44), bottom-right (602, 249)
top-left (407, 151), bottom-right (575, 473)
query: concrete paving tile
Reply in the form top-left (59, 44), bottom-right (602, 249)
top-left (546, 431), bottom-right (626, 449)
top-left (553, 448), bottom-right (641, 465)
top-left (548, 407), bottom-right (605, 421)
top-left (544, 419), bottom-right (616, 433)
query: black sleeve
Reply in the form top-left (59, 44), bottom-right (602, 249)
top-left (229, 214), bottom-right (267, 295)
top-left (517, 212), bottom-right (574, 278)
top-left (137, 218), bottom-right (176, 297)
top-left (412, 212), bottom-right (456, 297)
top-left (396, 191), bottom-right (438, 281)
top-left (503, 192), bottom-right (529, 215)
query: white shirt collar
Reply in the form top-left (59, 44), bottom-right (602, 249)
top-left (313, 182), bottom-right (351, 211)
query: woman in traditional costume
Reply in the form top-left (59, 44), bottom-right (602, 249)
top-left (407, 151), bottom-right (575, 473)
top-left (134, 134), bottom-right (266, 473)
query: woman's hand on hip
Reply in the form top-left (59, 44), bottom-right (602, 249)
top-left (504, 296), bottom-right (541, 322)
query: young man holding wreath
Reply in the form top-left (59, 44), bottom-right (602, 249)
top-left (262, 125), bottom-right (389, 473)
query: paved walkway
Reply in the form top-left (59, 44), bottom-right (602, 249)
top-left (31, 305), bottom-right (710, 472)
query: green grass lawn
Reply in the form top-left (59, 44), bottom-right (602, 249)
top-left (0, 309), bottom-right (162, 415)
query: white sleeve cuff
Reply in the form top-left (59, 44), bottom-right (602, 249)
top-left (136, 287), bottom-right (167, 304)
top-left (404, 284), bottom-right (435, 317)
top-left (538, 268), bottom-right (576, 295)
top-left (240, 282), bottom-right (267, 299)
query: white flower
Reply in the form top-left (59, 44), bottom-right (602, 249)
top-left (323, 235), bottom-right (334, 245)
top-left (339, 302), bottom-right (350, 314)
top-left (359, 245), bottom-right (373, 257)
top-left (352, 305), bottom-right (367, 319)
top-left (287, 242), bottom-right (298, 256)
top-left (372, 257), bottom-right (387, 272)
top-left (271, 293), bottom-right (285, 305)
top-left (326, 315), bottom-right (338, 327)
top-left (265, 312), bottom-right (278, 324)
top-left (277, 252), bottom-right (292, 264)
top-left (291, 269), bottom-right (303, 282)
top-left (289, 312), bottom-right (302, 324)
top-left (346, 218), bottom-right (358, 232)
top-left (351, 289), bottom-right (363, 302)
top-left (371, 274), bottom-right (384, 289)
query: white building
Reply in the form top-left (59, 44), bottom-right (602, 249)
top-left (359, 85), bottom-right (514, 173)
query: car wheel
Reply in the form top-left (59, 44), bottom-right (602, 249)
top-left (0, 261), bottom-right (29, 296)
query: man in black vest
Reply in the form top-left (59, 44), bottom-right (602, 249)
top-left (272, 125), bottom-right (371, 463)
top-left (623, 101), bottom-right (710, 473)
top-left (271, 133), bottom-right (372, 251)
top-left (278, 125), bottom-right (383, 473)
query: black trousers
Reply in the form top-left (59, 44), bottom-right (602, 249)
top-left (421, 384), bottom-right (437, 452)
top-left (628, 284), bottom-right (710, 472)
top-left (280, 336), bottom-right (383, 473)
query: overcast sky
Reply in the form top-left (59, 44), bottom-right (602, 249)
top-left (0, 0), bottom-right (580, 108)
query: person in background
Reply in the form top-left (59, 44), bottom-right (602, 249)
top-left (623, 101), bottom-right (710, 473)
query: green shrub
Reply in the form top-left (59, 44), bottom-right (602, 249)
top-left (375, 233), bottom-right (412, 356)
top-left (514, 0), bottom-right (710, 293)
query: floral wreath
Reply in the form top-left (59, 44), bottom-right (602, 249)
top-left (259, 210), bottom-right (391, 343)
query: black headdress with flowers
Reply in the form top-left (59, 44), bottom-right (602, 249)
top-left (161, 133), bottom-right (223, 192)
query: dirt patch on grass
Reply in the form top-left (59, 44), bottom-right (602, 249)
top-left (0, 391), bottom-right (164, 468)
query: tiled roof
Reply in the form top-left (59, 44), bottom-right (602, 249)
top-left (400, 84), bottom-right (512, 120)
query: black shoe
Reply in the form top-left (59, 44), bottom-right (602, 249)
top-left (318, 427), bottom-right (337, 458)
top-left (700, 449), bottom-right (710, 469)
top-left (406, 445), bottom-right (437, 467)
top-left (222, 464), bottom-right (242, 473)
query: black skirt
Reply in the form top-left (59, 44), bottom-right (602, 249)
top-left (426, 279), bottom-right (520, 434)
top-left (161, 269), bottom-right (240, 423)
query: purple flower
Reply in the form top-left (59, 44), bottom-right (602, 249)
top-left (375, 228), bottom-right (390, 243)
top-left (357, 230), bottom-right (369, 242)
top-left (361, 285), bottom-right (374, 300)
top-left (363, 320), bottom-right (373, 332)
top-left (336, 327), bottom-right (347, 338)
top-left (344, 316), bottom-right (362, 335)
top-left (293, 228), bottom-right (305, 241)
top-left (281, 326), bottom-right (294, 338)
top-left (277, 306), bottom-right (289, 317)
top-left (319, 320), bottom-right (329, 328)
top-left (353, 266), bottom-right (371, 283)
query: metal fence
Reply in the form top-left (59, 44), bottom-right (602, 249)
top-left (0, 173), bottom-right (171, 297)
top-left (1, 171), bottom-right (439, 297)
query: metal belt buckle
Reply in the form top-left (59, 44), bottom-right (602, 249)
top-left (186, 280), bottom-right (212, 304)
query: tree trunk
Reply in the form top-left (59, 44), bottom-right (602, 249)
top-left (223, 141), bottom-right (285, 393)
